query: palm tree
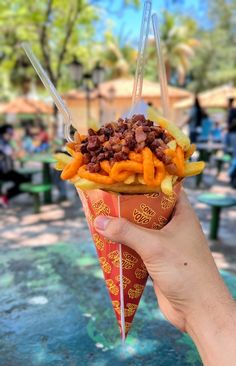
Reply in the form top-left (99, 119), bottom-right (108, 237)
top-left (149, 12), bottom-right (199, 85)
top-left (100, 32), bottom-right (137, 78)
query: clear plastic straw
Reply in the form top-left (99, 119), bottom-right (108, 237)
top-left (129, 0), bottom-right (152, 115)
top-left (22, 42), bottom-right (73, 141)
top-left (152, 13), bottom-right (170, 119)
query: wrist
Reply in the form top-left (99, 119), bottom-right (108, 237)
top-left (184, 265), bottom-right (234, 332)
top-left (186, 292), bottom-right (236, 366)
top-left (186, 295), bottom-right (236, 337)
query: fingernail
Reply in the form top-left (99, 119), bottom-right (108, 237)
top-left (94, 216), bottom-right (110, 231)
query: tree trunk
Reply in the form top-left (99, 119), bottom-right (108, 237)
top-left (52, 104), bottom-right (58, 140)
top-left (165, 61), bottom-right (171, 83)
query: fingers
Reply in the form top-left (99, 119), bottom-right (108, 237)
top-left (94, 216), bottom-right (162, 258)
top-left (94, 190), bottom-right (196, 258)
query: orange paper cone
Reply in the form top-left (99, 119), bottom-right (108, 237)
top-left (77, 184), bottom-right (181, 339)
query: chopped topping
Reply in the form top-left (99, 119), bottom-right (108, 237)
top-left (135, 126), bottom-right (147, 143)
top-left (114, 151), bottom-right (129, 161)
top-left (80, 143), bottom-right (88, 154)
top-left (76, 115), bottom-right (174, 173)
top-left (87, 162), bottom-right (100, 173)
top-left (166, 163), bottom-right (178, 176)
top-left (87, 135), bottom-right (101, 151)
top-left (83, 153), bottom-right (91, 164)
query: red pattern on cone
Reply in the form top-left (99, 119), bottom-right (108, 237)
top-left (77, 184), bottom-right (181, 337)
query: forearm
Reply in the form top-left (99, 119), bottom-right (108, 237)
top-left (186, 291), bottom-right (236, 366)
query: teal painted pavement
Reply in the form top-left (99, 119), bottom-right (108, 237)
top-left (1, 227), bottom-right (236, 366)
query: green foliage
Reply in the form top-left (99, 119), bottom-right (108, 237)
top-left (188, 0), bottom-right (236, 92)
top-left (0, 0), bottom-right (235, 98)
top-left (100, 32), bottom-right (137, 78)
top-left (0, 0), bottom-right (139, 99)
top-left (124, 0), bottom-right (140, 7)
top-left (145, 1), bottom-right (236, 92)
top-left (0, 0), bottom-right (99, 96)
top-left (146, 12), bottom-right (199, 85)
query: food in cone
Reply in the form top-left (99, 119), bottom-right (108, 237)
top-left (54, 111), bottom-right (205, 338)
top-left (56, 112), bottom-right (204, 195)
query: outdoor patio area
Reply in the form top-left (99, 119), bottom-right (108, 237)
top-left (0, 168), bottom-right (236, 366)
top-left (0, 1), bottom-right (236, 364)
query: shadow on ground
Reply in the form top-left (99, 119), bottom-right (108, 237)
top-left (0, 173), bottom-right (236, 366)
top-left (1, 230), bottom-right (236, 365)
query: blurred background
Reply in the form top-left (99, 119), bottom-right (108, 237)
top-left (0, 1), bottom-right (236, 365)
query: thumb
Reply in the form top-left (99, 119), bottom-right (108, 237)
top-left (163, 190), bottom-right (199, 233)
top-left (94, 216), bottom-right (163, 259)
top-left (174, 190), bottom-right (194, 219)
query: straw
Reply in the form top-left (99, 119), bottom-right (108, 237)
top-left (129, 0), bottom-right (152, 115)
top-left (151, 13), bottom-right (170, 119)
top-left (22, 42), bottom-right (73, 142)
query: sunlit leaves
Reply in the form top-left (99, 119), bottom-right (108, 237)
top-left (0, 0), bottom-right (139, 96)
top-left (146, 11), bottom-right (199, 85)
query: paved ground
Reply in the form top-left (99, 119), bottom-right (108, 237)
top-left (0, 162), bottom-right (236, 366)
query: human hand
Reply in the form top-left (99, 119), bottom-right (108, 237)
top-left (94, 191), bottom-right (233, 332)
top-left (94, 190), bottom-right (236, 365)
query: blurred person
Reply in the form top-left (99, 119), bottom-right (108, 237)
top-left (222, 125), bottom-right (229, 151)
top-left (23, 127), bottom-right (35, 153)
top-left (34, 122), bottom-right (50, 153)
top-left (38, 122), bottom-right (49, 144)
top-left (53, 145), bottom-right (68, 202)
top-left (94, 191), bottom-right (236, 366)
top-left (211, 121), bottom-right (222, 143)
top-left (227, 98), bottom-right (236, 187)
top-left (188, 96), bottom-right (204, 143)
top-left (197, 112), bottom-right (213, 142)
top-left (0, 124), bottom-right (29, 207)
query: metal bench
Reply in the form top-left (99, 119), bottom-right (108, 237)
top-left (198, 193), bottom-right (236, 240)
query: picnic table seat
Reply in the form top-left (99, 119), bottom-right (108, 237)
top-left (16, 167), bottom-right (41, 181)
top-left (0, 168), bottom-right (41, 195)
top-left (0, 179), bottom-right (13, 195)
top-left (20, 183), bottom-right (52, 214)
top-left (198, 193), bottom-right (236, 240)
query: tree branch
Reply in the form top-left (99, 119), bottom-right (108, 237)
top-left (56, 0), bottom-right (84, 83)
top-left (39, 0), bottom-right (55, 84)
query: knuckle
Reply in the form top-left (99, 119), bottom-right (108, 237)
top-left (108, 218), bottom-right (130, 241)
top-left (140, 231), bottom-right (164, 258)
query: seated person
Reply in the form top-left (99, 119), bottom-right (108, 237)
top-left (0, 124), bottom-right (29, 207)
top-left (23, 127), bottom-right (35, 153)
top-left (35, 123), bottom-right (50, 152)
top-left (211, 121), bottom-right (223, 143)
top-left (197, 112), bottom-right (213, 142)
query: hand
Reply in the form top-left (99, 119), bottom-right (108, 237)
top-left (94, 191), bottom-right (234, 331)
top-left (94, 191), bottom-right (236, 365)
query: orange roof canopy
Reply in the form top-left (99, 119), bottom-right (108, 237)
top-left (174, 85), bottom-right (236, 110)
top-left (63, 78), bottom-right (192, 100)
top-left (0, 97), bottom-right (53, 115)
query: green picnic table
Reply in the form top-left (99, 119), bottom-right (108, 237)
top-left (198, 193), bottom-right (236, 240)
top-left (19, 153), bottom-right (56, 204)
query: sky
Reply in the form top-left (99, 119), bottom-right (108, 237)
top-left (100, 0), bottom-right (207, 44)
